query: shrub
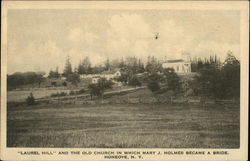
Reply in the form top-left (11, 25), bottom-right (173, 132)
top-left (50, 91), bottom-right (67, 97)
top-left (62, 82), bottom-right (67, 86)
top-left (77, 88), bottom-right (85, 94)
top-left (147, 81), bottom-right (160, 92)
top-left (59, 92), bottom-right (67, 96)
top-left (128, 75), bottom-right (142, 88)
top-left (26, 93), bottom-right (35, 105)
top-left (69, 90), bottom-right (76, 95)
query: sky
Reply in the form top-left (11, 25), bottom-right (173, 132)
top-left (7, 9), bottom-right (240, 74)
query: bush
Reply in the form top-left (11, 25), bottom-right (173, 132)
top-left (62, 82), bottom-right (67, 86)
top-left (26, 93), bottom-right (35, 105)
top-left (50, 91), bottom-right (68, 97)
top-left (147, 81), bottom-right (160, 92)
top-left (77, 88), bottom-right (85, 94)
top-left (59, 92), bottom-right (67, 96)
top-left (128, 75), bottom-right (141, 88)
top-left (69, 90), bottom-right (76, 95)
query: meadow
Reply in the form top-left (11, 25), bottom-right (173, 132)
top-left (7, 89), bottom-right (73, 102)
top-left (7, 102), bottom-right (239, 148)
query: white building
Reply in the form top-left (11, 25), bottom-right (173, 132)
top-left (79, 69), bottom-right (121, 84)
top-left (79, 69), bottom-right (121, 81)
top-left (162, 59), bottom-right (191, 74)
top-left (101, 70), bottom-right (121, 80)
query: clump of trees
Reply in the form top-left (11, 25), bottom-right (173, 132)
top-left (116, 56), bottom-right (162, 86)
top-left (191, 55), bottom-right (221, 72)
top-left (50, 92), bottom-right (67, 97)
top-left (88, 78), bottom-right (114, 100)
top-left (128, 75), bottom-right (142, 88)
top-left (66, 73), bottom-right (80, 86)
top-left (7, 72), bottom-right (45, 90)
top-left (146, 68), bottom-right (181, 94)
top-left (194, 52), bottom-right (240, 100)
top-left (48, 67), bottom-right (60, 78)
top-left (8, 51), bottom-right (240, 102)
top-left (78, 57), bottom-right (92, 74)
top-left (145, 56), bottom-right (162, 73)
top-left (162, 68), bottom-right (181, 92)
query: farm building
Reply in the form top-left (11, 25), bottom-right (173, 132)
top-left (101, 68), bottom-right (121, 80)
top-left (79, 69), bottom-right (121, 81)
top-left (79, 74), bottom-right (101, 79)
top-left (79, 69), bottom-right (121, 84)
top-left (162, 59), bottom-right (191, 74)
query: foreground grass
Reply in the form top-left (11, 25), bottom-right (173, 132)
top-left (7, 103), bottom-right (239, 148)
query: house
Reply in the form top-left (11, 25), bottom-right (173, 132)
top-left (79, 74), bottom-right (101, 79)
top-left (79, 69), bottom-right (121, 81)
top-left (79, 69), bottom-right (121, 84)
top-left (162, 59), bottom-right (191, 74)
top-left (101, 68), bottom-right (121, 80)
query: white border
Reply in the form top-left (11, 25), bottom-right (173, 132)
top-left (1, 1), bottom-right (249, 161)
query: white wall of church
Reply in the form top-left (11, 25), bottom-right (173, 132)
top-left (162, 62), bottom-right (191, 73)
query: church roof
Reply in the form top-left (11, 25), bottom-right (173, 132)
top-left (101, 68), bottom-right (121, 74)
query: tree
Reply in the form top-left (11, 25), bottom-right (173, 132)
top-left (195, 67), bottom-right (220, 98)
top-left (194, 52), bottom-right (240, 99)
top-left (116, 69), bottom-right (132, 84)
top-left (88, 78), bottom-right (113, 100)
top-left (137, 59), bottom-right (145, 73)
top-left (191, 55), bottom-right (221, 72)
top-left (26, 92), bottom-right (35, 105)
top-left (7, 72), bottom-right (45, 90)
top-left (147, 73), bottom-right (162, 92)
top-left (220, 52), bottom-right (240, 99)
top-left (105, 58), bottom-right (111, 71)
top-left (88, 84), bottom-right (101, 100)
top-left (91, 65), bottom-right (106, 74)
top-left (162, 68), bottom-right (181, 92)
top-left (145, 56), bottom-right (162, 74)
top-left (48, 68), bottom-right (60, 79)
top-left (63, 56), bottom-right (72, 77)
top-left (147, 81), bottom-right (160, 92)
top-left (78, 57), bottom-right (92, 74)
top-left (66, 73), bottom-right (80, 86)
top-left (128, 75), bottom-right (141, 88)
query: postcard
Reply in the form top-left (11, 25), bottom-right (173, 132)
top-left (1, 1), bottom-right (248, 161)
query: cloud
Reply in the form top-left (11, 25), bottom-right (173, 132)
top-left (105, 13), bottom-right (240, 63)
top-left (8, 40), bottom-right (65, 74)
top-left (192, 41), bottom-right (240, 60)
top-left (108, 13), bottom-right (152, 40)
top-left (106, 13), bottom-right (153, 59)
top-left (153, 20), bottom-right (194, 59)
top-left (68, 27), bottom-right (99, 45)
top-left (68, 49), bottom-right (106, 68)
top-left (7, 12), bottom-right (240, 74)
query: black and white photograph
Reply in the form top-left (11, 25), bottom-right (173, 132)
top-left (1, 1), bottom-right (248, 161)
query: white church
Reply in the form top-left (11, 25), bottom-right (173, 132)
top-left (162, 53), bottom-right (192, 74)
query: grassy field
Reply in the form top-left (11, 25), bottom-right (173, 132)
top-left (7, 101), bottom-right (239, 148)
top-left (7, 89), bottom-right (73, 102)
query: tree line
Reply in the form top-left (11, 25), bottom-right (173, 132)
top-left (193, 52), bottom-right (240, 99)
top-left (7, 71), bottom-right (45, 90)
top-left (8, 52), bottom-right (240, 101)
